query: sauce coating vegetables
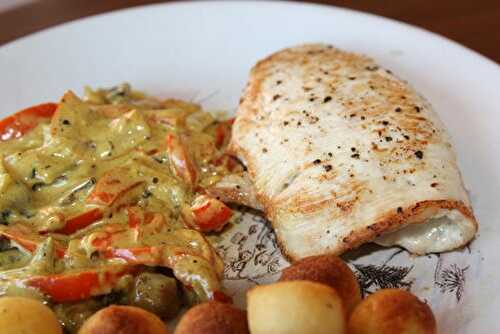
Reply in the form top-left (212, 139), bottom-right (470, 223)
top-left (0, 84), bottom-right (238, 332)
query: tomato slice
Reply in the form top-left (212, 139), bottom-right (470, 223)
top-left (0, 102), bottom-right (57, 141)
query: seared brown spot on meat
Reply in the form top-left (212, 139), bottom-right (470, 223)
top-left (336, 200), bottom-right (354, 212)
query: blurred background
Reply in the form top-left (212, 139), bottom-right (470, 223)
top-left (1, 0), bottom-right (499, 62)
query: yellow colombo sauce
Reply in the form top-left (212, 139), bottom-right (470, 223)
top-left (0, 84), bottom-right (239, 331)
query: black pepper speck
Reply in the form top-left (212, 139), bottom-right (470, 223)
top-left (415, 151), bottom-right (424, 159)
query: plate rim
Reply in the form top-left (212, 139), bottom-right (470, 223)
top-left (1, 0), bottom-right (498, 72)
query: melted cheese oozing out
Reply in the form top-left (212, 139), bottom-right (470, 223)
top-left (375, 209), bottom-right (476, 254)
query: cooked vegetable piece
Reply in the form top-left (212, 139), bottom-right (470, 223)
top-left (54, 299), bottom-right (102, 334)
top-left (129, 272), bottom-right (181, 319)
top-left (0, 103), bottom-right (57, 141)
top-left (28, 237), bottom-right (57, 275)
top-left (86, 167), bottom-right (144, 206)
top-left (26, 265), bottom-right (134, 303)
top-left (166, 133), bottom-right (198, 187)
top-left (56, 208), bottom-right (104, 235)
top-left (183, 195), bottom-right (233, 232)
top-left (0, 224), bottom-right (66, 258)
top-left (214, 118), bottom-right (234, 149)
top-left (0, 248), bottom-right (30, 270)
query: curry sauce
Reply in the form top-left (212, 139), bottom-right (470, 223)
top-left (0, 84), bottom-right (238, 331)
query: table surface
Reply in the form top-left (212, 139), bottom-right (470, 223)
top-left (0, 0), bottom-right (499, 63)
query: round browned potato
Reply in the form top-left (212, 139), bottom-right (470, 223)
top-left (175, 301), bottom-right (248, 334)
top-left (247, 280), bottom-right (346, 334)
top-left (78, 305), bottom-right (169, 334)
top-left (280, 254), bottom-right (361, 314)
top-left (0, 296), bottom-right (62, 334)
top-left (348, 288), bottom-right (437, 334)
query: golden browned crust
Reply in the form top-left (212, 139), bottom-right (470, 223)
top-left (279, 254), bottom-right (361, 314)
top-left (275, 199), bottom-right (477, 262)
top-left (348, 288), bottom-right (437, 334)
top-left (174, 302), bottom-right (249, 334)
top-left (78, 305), bottom-right (168, 334)
top-left (206, 174), bottom-right (262, 210)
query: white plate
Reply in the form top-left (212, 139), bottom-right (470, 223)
top-left (1, 2), bottom-right (499, 333)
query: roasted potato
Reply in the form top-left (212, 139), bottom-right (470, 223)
top-left (247, 280), bottom-right (346, 334)
top-left (0, 296), bottom-right (62, 334)
top-left (348, 288), bottom-right (437, 334)
top-left (175, 301), bottom-right (248, 334)
top-left (78, 305), bottom-right (169, 334)
top-left (280, 254), bottom-right (361, 314)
